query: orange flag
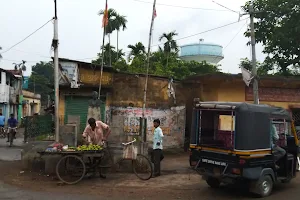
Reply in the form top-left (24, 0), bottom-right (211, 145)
top-left (102, 3), bottom-right (108, 27)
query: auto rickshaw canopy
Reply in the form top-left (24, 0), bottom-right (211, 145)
top-left (193, 101), bottom-right (292, 150)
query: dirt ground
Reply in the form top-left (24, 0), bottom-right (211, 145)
top-left (2, 152), bottom-right (300, 200)
top-left (0, 152), bottom-right (204, 199)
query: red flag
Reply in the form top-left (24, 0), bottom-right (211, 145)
top-left (102, 3), bottom-right (108, 27)
top-left (153, 7), bottom-right (157, 18)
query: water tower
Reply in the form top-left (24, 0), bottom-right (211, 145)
top-left (179, 39), bottom-right (224, 64)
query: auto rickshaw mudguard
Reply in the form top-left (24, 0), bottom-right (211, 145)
top-left (243, 167), bottom-right (275, 181)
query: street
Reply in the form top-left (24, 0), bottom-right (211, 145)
top-left (1, 169), bottom-right (300, 200)
top-left (1, 138), bottom-right (300, 200)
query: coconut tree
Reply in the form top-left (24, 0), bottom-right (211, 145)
top-left (99, 9), bottom-right (127, 67)
top-left (159, 31), bottom-right (179, 68)
top-left (127, 42), bottom-right (146, 61)
top-left (114, 14), bottom-right (127, 59)
top-left (98, 8), bottom-right (118, 67)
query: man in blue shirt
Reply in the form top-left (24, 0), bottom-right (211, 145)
top-left (152, 119), bottom-right (164, 177)
top-left (0, 113), bottom-right (5, 128)
top-left (7, 114), bottom-right (18, 142)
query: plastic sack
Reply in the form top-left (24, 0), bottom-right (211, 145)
top-left (123, 144), bottom-right (137, 160)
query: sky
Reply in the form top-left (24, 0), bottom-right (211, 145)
top-left (0, 0), bottom-right (266, 76)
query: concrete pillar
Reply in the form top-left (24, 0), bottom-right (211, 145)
top-left (1, 72), bottom-right (6, 85)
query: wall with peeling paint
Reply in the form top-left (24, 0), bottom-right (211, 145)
top-left (106, 106), bottom-right (186, 149)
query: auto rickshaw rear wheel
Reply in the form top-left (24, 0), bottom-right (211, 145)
top-left (252, 175), bottom-right (273, 198)
top-left (206, 177), bottom-right (221, 188)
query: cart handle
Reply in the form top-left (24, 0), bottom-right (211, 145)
top-left (121, 138), bottom-right (137, 146)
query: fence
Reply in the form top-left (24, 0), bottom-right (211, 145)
top-left (23, 114), bottom-right (54, 141)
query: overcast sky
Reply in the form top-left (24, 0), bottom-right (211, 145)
top-left (0, 0), bottom-right (265, 76)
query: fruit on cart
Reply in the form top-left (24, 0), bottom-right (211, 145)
top-left (76, 144), bottom-right (103, 151)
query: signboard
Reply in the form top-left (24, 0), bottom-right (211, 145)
top-left (79, 68), bottom-right (113, 86)
top-left (60, 61), bottom-right (79, 88)
top-left (22, 76), bottom-right (29, 89)
top-left (245, 87), bottom-right (300, 102)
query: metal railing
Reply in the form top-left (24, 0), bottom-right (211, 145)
top-left (22, 114), bottom-right (54, 141)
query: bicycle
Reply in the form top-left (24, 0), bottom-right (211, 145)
top-left (100, 138), bottom-right (153, 180)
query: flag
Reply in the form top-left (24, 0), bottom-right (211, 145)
top-left (153, 7), bottom-right (157, 18)
top-left (102, 3), bottom-right (108, 27)
top-left (240, 66), bottom-right (253, 87)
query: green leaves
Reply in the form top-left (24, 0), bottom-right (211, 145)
top-left (28, 61), bottom-right (54, 105)
top-left (243, 0), bottom-right (300, 75)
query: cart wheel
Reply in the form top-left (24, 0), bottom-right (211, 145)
top-left (56, 155), bottom-right (86, 185)
top-left (206, 177), bottom-right (221, 188)
top-left (132, 154), bottom-right (153, 180)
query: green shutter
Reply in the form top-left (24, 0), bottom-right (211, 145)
top-left (65, 96), bottom-right (106, 132)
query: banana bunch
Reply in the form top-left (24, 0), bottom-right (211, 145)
top-left (77, 144), bottom-right (103, 151)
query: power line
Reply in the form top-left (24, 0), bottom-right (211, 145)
top-left (224, 21), bottom-right (248, 49)
top-left (0, 46), bottom-right (52, 59)
top-left (131, 0), bottom-right (234, 12)
top-left (77, 18), bottom-right (249, 61)
top-left (211, 0), bottom-right (239, 14)
top-left (153, 17), bottom-right (249, 46)
top-left (1, 18), bottom-right (54, 54)
top-left (210, 20), bottom-right (248, 64)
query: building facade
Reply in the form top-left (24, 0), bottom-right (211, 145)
top-left (57, 58), bottom-right (186, 149)
top-left (0, 69), bottom-right (22, 123)
top-left (22, 90), bottom-right (41, 116)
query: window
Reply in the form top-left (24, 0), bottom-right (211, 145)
top-left (199, 110), bottom-right (235, 149)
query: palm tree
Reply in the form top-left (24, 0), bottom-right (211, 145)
top-left (159, 31), bottom-right (179, 68)
top-left (127, 42), bottom-right (146, 61)
top-left (114, 14), bottom-right (127, 59)
top-left (99, 9), bottom-right (127, 67)
top-left (99, 8), bottom-right (118, 67)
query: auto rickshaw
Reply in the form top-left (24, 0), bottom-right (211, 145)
top-left (189, 100), bottom-right (299, 197)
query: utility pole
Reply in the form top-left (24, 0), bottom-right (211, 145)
top-left (142, 0), bottom-right (156, 144)
top-left (249, 4), bottom-right (259, 104)
top-left (53, 0), bottom-right (60, 142)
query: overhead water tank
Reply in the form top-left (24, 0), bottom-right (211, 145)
top-left (180, 41), bottom-right (224, 64)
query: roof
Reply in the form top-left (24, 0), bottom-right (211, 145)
top-left (194, 101), bottom-right (292, 121)
top-left (6, 69), bottom-right (22, 76)
top-left (0, 68), bottom-right (19, 80)
top-left (180, 42), bottom-right (223, 48)
top-left (184, 72), bottom-right (300, 83)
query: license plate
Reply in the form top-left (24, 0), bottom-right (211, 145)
top-left (213, 168), bottom-right (221, 175)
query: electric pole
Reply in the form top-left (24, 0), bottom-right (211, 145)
top-left (53, 0), bottom-right (60, 142)
top-left (249, 4), bottom-right (259, 104)
top-left (142, 0), bottom-right (156, 144)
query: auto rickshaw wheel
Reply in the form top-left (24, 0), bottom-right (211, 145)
top-left (253, 175), bottom-right (273, 198)
top-left (206, 177), bottom-right (221, 188)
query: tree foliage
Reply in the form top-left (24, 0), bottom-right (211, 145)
top-left (28, 61), bottom-right (53, 105)
top-left (243, 0), bottom-right (300, 75)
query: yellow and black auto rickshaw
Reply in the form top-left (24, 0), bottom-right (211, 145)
top-left (189, 100), bottom-right (299, 197)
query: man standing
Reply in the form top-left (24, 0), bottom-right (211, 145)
top-left (7, 114), bottom-right (18, 142)
top-left (0, 113), bottom-right (5, 128)
top-left (82, 118), bottom-right (111, 178)
top-left (0, 113), bottom-right (5, 137)
top-left (152, 119), bottom-right (164, 177)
